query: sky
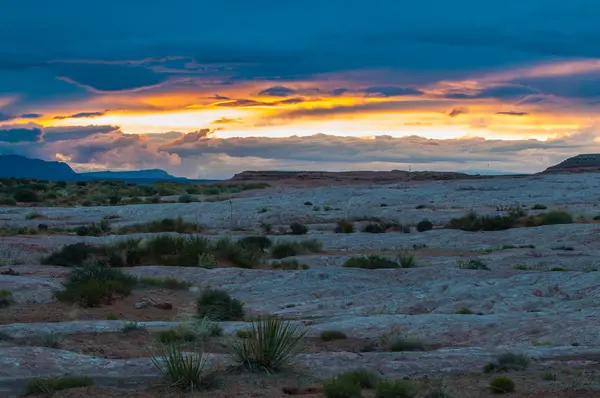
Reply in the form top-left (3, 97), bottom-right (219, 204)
top-left (1, 1), bottom-right (600, 178)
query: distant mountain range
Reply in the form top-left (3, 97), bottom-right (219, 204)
top-left (0, 155), bottom-right (216, 183)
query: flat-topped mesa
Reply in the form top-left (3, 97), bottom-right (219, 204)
top-left (542, 154), bottom-right (600, 174)
top-left (230, 170), bottom-right (473, 187)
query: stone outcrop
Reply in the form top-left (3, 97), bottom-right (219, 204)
top-left (541, 154), bottom-right (600, 174)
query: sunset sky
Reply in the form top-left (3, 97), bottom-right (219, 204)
top-left (1, 1), bottom-right (600, 178)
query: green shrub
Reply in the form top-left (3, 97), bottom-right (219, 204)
top-left (337, 369), bottom-right (378, 389)
top-left (55, 265), bottom-right (137, 307)
top-left (375, 379), bottom-right (416, 398)
top-left (271, 259), bottom-right (309, 270)
top-left (196, 288), bottom-right (244, 321)
top-left (121, 321), bottom-right (147, 334)
top-left (484, 352), bottom-right (530, 373)
top-left (362, 223), bottom-right (387, 233)
top-left (382, 329), bottom-right (425, 352)
top-left (25, 211), bottom-right (43, 220)
top-left (343, 255), bottom-right (399, 269)
top-left (236, 329), bottom-right (254, 339)
top-left (455, 307), bottom-right (474, 314)
top-left (178, 194), bottom-right (196, 203)
top-left (289, 222), bottom-right (308, 235)
top-left (323, 375), bottom-right (362, 398)
top-left (271, 239), bottom-right (322, 259)
top-left (42, 242), bottom-right (96, 266)
top-left (156, 327), bottom-right (197, 344)
top-left (457, 258), bottom-right (489, 270)
top-left (0, 290), bottom-right (14, 307)
top-left (239, 236), bottom-right (272, 250)
top-left (532, 204), bottom-right (547, 210)
top-left (227, 316), bottom-right (306, 372)
top-left (416, 220), bottom-right (433, 232)
top-left (446, 211), bottom-right (518, 231)
top-left (335, 220), bottom-right (355, 233)
top-left (398, 253), bottom-right (417, 268)
top-left (320, 330), bottom-right (348, 342)
top-left (489, 376), bottom-right (515, 394)
top-left (120, 217), bottom-right (200, 234)
top-left (151, 341), bottom-right (215, 391)
top-left (107, 313), bottom-right (118, 320)
top-left (138, 276), bottom-right (192, 290)
top-left (542, 372), bottom-right (556, 381)
top-left (540, 210), bottom-right (573, 225)
top-left (13, 189), bottom-right (40, 203)
top-left (26, 376), bottom-right (94, 394)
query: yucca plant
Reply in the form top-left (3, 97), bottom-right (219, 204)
top-left (150, 341), bottom-right (215, 391)
top-left (227, 316), bottom-right (306, 372)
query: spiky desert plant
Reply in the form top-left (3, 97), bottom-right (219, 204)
top-left (227, 316), bottom-right (306, 372)
top-left (150, 341), bottom-right (215, 391)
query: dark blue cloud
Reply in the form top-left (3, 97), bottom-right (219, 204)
top-left (258, 86), bottom-right (297, 97)
top-left (20, 113), bottom-right (42, 119)
top-left (445, 84), bottom-right (539, 100)
top-left (53, 111), bottom-right (106, 120)
top-left (364, 86), bottom-right (423, 97)
top-left (0, 127), bottom-right (42, 142)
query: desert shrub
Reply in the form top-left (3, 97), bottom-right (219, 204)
top-left (542, 372), bottom-right (556, 381)
top-left (0, 268), bottom-right (19, 276)
top-left (447, 212), bottom-right (517, 231)
top-left (343, 255), bottom-right (399, 269)
top-left (236, 329), bottom-right (254, 339)
top-left (456, 258), bottom-right (489, 270)
top-left (337, 369), bottom-right (378, 389)
top-left (196, 288), bottom-right (244, 321)
top-left (271, 239), bottom-right (322, 259)
top-left (227, 316), bottom-right (306, 372)
top-left (178, 194), bottom-right (196, 203)
top-left (107, 313), bottom-right (118, 320)
top-left (484, 352), bottom-right (530, 373)
top-left (489, 376), bottom-right (515, 394)
top-left (239, 236), bottom-right (272, 251)
top-left (151, 341), bottom-right (215, 391)
top-left (121, 321), bottom-right (147, 334)
top-left (0, 195), bottom-right (16, 205)
top-left (289, 222), bottom-right (308, 235)
top-left (382, 329), bottom-right (425, 352)
top-left (75, 223), bottom-right (105, 237)
top-left (0, 290), bottom-right (13, 307)
top-left (455, 307), bottom-right (474, 315)
top-left (271, 259), bottom-right (309, 270)
top-left (540, 210), bottom-right (573, 225)
top-left (13, 189), bottom-right (40, 203)
top-left (303, 201), bottom-right (313, 206)
top-left (26, 376), bottom-right (94, 394)
top-left (531, 204), bottom-right (547, 210)
top-left (362, 223), bottom-right (387, 233)
top-left (323, 375), bottom-right (362, 398)
top-left (119, 217), bottom-right (200, 234)
top-left (138, 276), bottom-right (192, 290)
top-left (156, 327), bottom-right (197, 344)
top-left (42, 242), bottom-right (96, 267)
top-left (213, 237), bottom-right (263, 268)
top-left (398, 253), bottom-right (417, 268)
top-left (335, 220), bottom-right (355, 233)
top-left (375, 379), bottom-right (416, 398)
top-left (416, 220), bottom-right (433, 232)
top-left (320, 330), bottom-right (347, 341)
top-left (37, 332), bottom-right (65, 349)
top-left (55, 265), bottom-right (136, 307)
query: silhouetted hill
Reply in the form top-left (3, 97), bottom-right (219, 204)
top-left (541, 154), bottom-right (600, 174)
top-left (0, 155), bottom-right (76, 180)
top-left (0, 155), bottom-right (215, 183)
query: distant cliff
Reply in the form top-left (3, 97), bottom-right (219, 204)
top-left (541, 154), bottom-right (600, 174)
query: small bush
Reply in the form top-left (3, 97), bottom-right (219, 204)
top-left (151, 341), bottom-right (215, 391)
top-left (107, 313), bottom-right (118, 320)
top-left (196, 288), bottom-right (244, 321)
top-left (26, 376), bottom-right (94, 394)
top-left (540, 210), bottom-right (573, 225)
top-left (542, 372), bottom-right (556, 381)
top-left (289, 222), bottom-right (308, 235)
top-left (320, 330), bottom-right (348, 342)
top-left (120, 217), bottom-right (201, 234)
top-left (37, 332), bottom-right (65, 349)
top-left (455, 307), bottom-right (474, 315)
top-left (532, 204), bottom-right (547, 210)
top-left (271, 259), bottom-right (309, 270)
top-left (25, 211), bottom-right (44, 220)
top-left (334, 220), bottom-right (355, 234)
top-left (239, 236), bottom-right (272, 251)
top-left (375, 379), bottom-right (416, 398)
top-left (271, 239), bottom-right (322, 259)
top-left (227, 316), bottom-right (306, 372)
top-left (398, 253), bottom-right (417, 268)
top-left (362, 223), bottom-right (387, 233)
top-left (156, 327), bottom-right (197, 344)
top-left (236, 329), bottom-right (254, 339)
top-left (42, 242), bottom-right (96, 267)
top-left (456, 258), bottom-right (489, 270)
top-left (121, 321), bottom-right (147, 334)
top-left (489, 376), bottom-right (515, 394)
top-left (323, 375), bottom-right (362, 398)
top-left (484, 352), bottom-right (530, 373)
top-left (416, 220), bottom-right (433, 232)
top-left (343, 255), bottom-right (399, 269)
top-left (55, 265), bottom-right (137, 307)
top-left (178, 194), bottom-right (196, 203)
top-left (0, 290), bottom-right (14, 307)
top-left (382, 329), bottom-right (425, 352)
top-left (13, 189), bottom-right (40, 203)
top-left (446, 211), bottom-right (517, 232)
top-left (338, 369), bottom-right (379, 389)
